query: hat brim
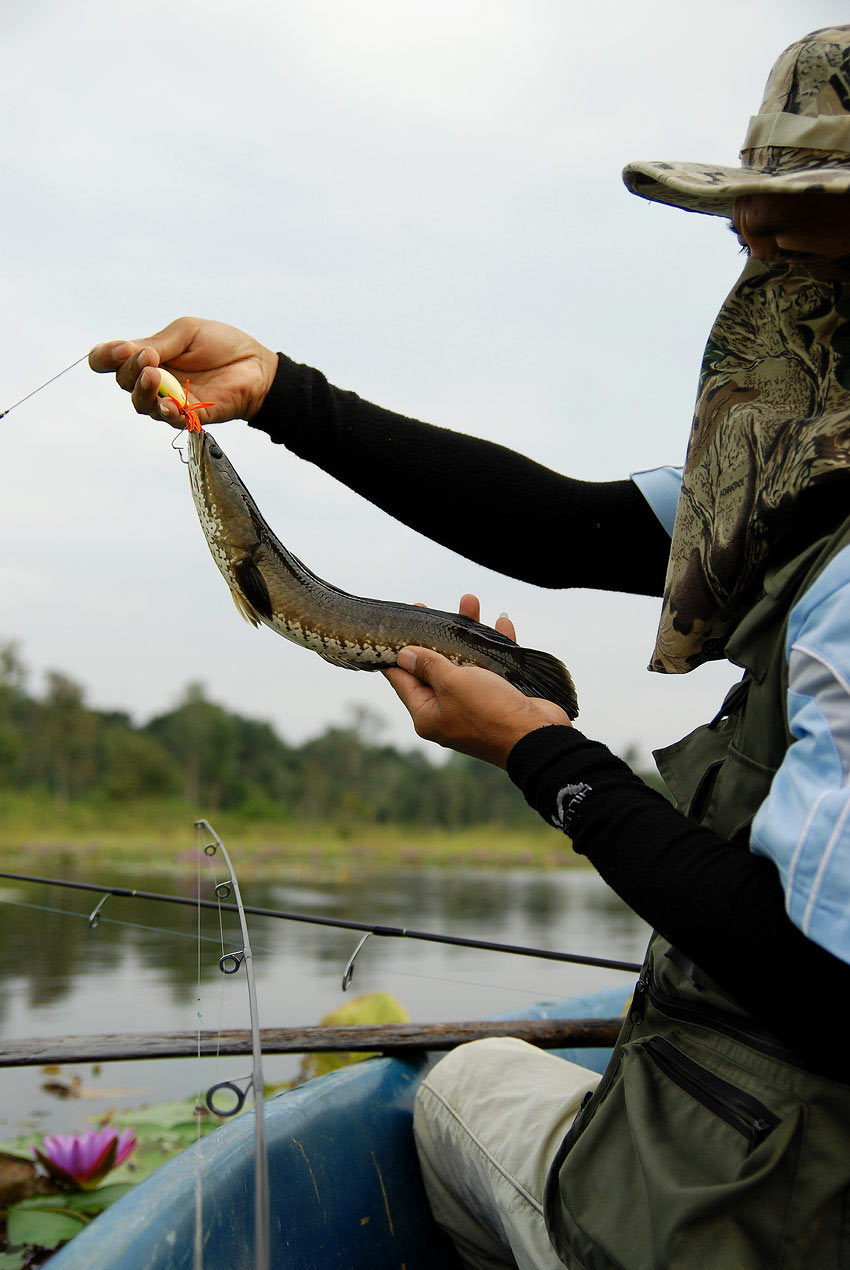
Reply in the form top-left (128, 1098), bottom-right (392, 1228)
top-left (623, 160), bottom-right (850, 217)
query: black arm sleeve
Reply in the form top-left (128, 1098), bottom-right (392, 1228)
top-left (249, 353), bottom-right (671, 596)
top-left (507, 725), bottom-right (848, 1079)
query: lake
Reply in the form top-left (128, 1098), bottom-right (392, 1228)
top-left (0, 862), bottom-right (649, 1138)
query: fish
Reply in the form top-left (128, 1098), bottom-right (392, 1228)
top-left (186, 429), bottom-right (578, 718)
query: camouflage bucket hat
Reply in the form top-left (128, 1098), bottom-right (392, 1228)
top-left (623, 26), bottom-right (850, 217)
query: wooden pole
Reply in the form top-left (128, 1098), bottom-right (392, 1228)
top-left (0, 1018), bottom-right (622, 1067)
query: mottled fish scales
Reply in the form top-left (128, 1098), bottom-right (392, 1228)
top-left (186, 430), bottom-right (578, 718)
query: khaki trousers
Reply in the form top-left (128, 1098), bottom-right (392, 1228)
top-left (413, 1037), bottom-right (600, 1270)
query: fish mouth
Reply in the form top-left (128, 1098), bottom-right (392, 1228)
top-left (189, 429), bottom-right (222, 466)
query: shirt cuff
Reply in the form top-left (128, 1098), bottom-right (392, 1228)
top-left (248, 352), bottom-right (304, 443)
top-left (506, 724), bottom-right (586, 791)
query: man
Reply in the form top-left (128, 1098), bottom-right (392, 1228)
top-left (91, 26), bottom-right (850, 1267)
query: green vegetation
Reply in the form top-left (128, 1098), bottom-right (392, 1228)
top-left (0, 638), bottom-right (666, 872)
top-left (1, 640), bottom-right (534, 818)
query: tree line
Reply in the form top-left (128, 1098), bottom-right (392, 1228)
top-left (0, 640), bottom-right (548, 827)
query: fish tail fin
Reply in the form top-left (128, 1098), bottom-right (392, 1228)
top-left (506, 648), bottom-right (579, 720)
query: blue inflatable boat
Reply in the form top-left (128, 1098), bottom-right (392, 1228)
top-left (49, 987), bottom-right (629, 1269)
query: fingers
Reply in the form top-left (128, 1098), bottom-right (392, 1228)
top-left (88, 340), bottom-right (143, 373)
top-left (495, 612), bottom-right (517, 642)
top-left (459, 593), bottom-right (479, 622)
top-left (382, 664), bottom-right (433, 713)
top-left (89, 340), bottom-right (187, 425)
top-left (89, 340), bottom-right (162, 418)
top-left (458, 593), bottom-right (516, 642)
top-left (131, 362), bottom-right (168, 421)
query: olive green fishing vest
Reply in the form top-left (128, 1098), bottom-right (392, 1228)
top-left (545, 515), bottom-right (850, 1270)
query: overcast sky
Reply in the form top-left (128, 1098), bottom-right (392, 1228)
top-left (2, 1), bottom-right (847, 768)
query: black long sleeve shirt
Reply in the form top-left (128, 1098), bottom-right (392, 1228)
top-left (251, 353), bottom-right (849, 1076)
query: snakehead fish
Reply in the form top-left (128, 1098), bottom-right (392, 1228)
top-left (185, 429), bottom-right (579, 718)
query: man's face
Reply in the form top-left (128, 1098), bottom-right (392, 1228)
top-left (731, 192), bottom-right (850, 262)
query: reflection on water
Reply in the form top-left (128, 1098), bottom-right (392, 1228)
top-left (0, 864), bottom-right (649, 1134)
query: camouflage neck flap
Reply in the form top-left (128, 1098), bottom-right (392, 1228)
top-left (650, 257), bottom-right (850, 674)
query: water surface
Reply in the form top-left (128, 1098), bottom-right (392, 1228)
top-left (0, 863), bottom-right (649, 1135)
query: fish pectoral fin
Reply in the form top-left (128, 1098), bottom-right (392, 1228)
top-left (229, 587), bottom-right (261, 628)
top-left (232, 556), bottom-right (274, 621)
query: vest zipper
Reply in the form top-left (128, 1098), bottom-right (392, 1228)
top-left (629, 973), bottom-right (649, 1025)
top-left (641, 965), bottom-right (802, 1067)
top-left (644, 1036), bottom-right (780, 1153)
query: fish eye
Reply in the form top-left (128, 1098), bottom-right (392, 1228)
top-left (209, 442), bottom-right (222, 460)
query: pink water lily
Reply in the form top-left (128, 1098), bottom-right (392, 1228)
top-left (32, 1127), bottom-right (137, 1190)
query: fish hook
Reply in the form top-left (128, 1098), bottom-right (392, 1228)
top-left (171, 430), bottom-right (190, 464)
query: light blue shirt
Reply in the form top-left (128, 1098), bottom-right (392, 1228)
top-left (631, 466), bottom-right (850, 966)
top-left (630, 465), bottom-right (683, 537)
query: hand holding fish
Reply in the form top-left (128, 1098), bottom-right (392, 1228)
top-left (383, 595), bottom-right (572, 769)
top-left (88, 317), bottom-right (277, 426)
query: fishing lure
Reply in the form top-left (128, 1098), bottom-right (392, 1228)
top-left (156, 367), bottom-right (216, 433)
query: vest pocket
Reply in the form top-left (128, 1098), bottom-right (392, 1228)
top-left (699, 741), bottom-right (777, 841)
top-left (643, 1037), bottom-right (780, 1155)
top-left (549, 1036), bottom-right (803, 1270)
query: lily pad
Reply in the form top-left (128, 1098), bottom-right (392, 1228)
top-left (108, 1100), bottom-right (211, 1130)
top-left (297, 991), bottom-right (410, 1081)
top-left (6, 1183), bottom-right (134, 1250)
top-left (0, 1250), bottom-right (28, 1269)
top-left (6, 1205), bottom-right (87, 1250)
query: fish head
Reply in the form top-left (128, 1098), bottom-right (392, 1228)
top-left (187, 429), bottom-right (262, 558)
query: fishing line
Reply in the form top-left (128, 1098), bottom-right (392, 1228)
top-left (359, 964), bottom-right (633, 1000)
top-left (0, 354), bottom-right (88, 419)
top-left (0, 895), bottom-right (278, 955)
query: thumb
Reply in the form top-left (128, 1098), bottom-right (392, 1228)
top-left (396, 646), bottom-right (452, 685)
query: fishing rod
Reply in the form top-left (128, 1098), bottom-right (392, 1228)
top-left (0, 868), bottom-right (642, 975)
top-left (195, 820), bottom-right (270, 1270)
